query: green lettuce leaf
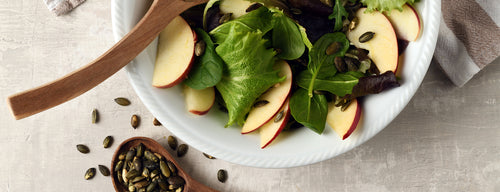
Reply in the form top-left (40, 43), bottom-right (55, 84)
top-left (215, 25), bottom-right (283, 127)
top-left (360, 0), bottom-right (420, 13)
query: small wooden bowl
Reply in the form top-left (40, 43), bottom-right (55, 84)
top-left (110, 137), bottom-right (217, 192)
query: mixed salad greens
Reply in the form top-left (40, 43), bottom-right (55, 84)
top-left (169, 0), bottom-right (420, 137)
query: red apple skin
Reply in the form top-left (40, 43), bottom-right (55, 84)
top-left (153, 18), bottom-right (198, 88)
top-left (260, 100), bottom-right (290, 149)
top-left (341, 102), bottom-right (361, 140)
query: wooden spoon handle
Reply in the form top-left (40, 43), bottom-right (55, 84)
top-left (7, 0), bottom-right (208, 120)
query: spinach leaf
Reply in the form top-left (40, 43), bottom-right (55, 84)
top-left (328, 0), bottom-right (349, 31)
top-left (297, 71), bottom-right (364, 97)
top-left (184, 28), bottom-right (224, 90)
top-left (210, 6), bottom-right (274, 43)
top-left (306, 32), bottom-right (349, 96)
top-left (272, 11), bottom-right (305, 60)
top-left (215, 25), bottom-right (283, 127)
top-left (289, 88), bottom-right (328, 134)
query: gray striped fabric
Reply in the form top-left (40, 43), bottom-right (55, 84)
top-left (436, 0), bottom-right (499, 86)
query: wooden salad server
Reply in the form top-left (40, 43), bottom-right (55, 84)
top-left (7, 0), bottom-right (208, 120)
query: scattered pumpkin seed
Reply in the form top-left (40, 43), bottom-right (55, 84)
top-left (344, 53), bottom-right (359, 60)
top-left (103, 136), bottom-right (113, 148)
top-left (334, 56), bottom-right (347, 72)
top-left (246, 3), bottom-right (262, 12)
top-left (98, 165), bottom-right (110, 176)
top-left (167, 136), bottom-right (178, 150)
top-left (114, 97), bottom-right (131, 106)
top-left (167, 161), bottom-right (177, 174)
top-left (195, 40), bottom-right (206, 57)
top-left (203, 153), bottom-right (216, 159)
top-left (76, 144), bottom-right (90, 154)
top-left (219, 13), bottom-right (232, 24)
top-left (153, 118), bottom-right (161, 126)
top-left (217, 169), bottom-right (227, 183)
top-left (359, 31), bottom-right (375, 43)
top-left (131, 114), bottom-right (140, 129)
top-left (91, 109), bottom-right (99, 124)
top-left (177, 144), bottom-right (188, 157)
top-left (274, 110), bottom-right (284, 123)
top-left (326, 42), bottom-right (341, 55)
top-left (85, 168), bottom-right (96, 180)
top-left (349, 17), bottom-right (358, 31)
top-left (253, 100), bottom-right (269, 108)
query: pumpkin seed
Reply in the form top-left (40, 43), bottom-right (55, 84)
top-left (246, 3), bottom-right (262, 12)
top-left (158, 178), bottom-right (169, 190)
top-left (134, 180), bottom-right (149, 189)
top-left (103, 136), bottom-right (113, 148)
top-left (143, 160), bottom-right (158, 170)
top-left (326, 42), bottom-right (341, 55)
top-left (146, 181), bottom-right (157, 192)
top-left (344, 57), bottom-right (359, 71)
top-left (175, 186), bottom-right (183, 192)
top-left (349, 17), bottom-right (358, 31)
top-left (195, 40), bottom-right (206, 57)
top-left (118, 152), bottom-right (126, 160)
top-left (219, 13), bottom-right (232, 24)
top-left (98, 165), bottom-right (110, 176)
top-left (76, 144), bottom-right (90, 154)
top-left (91, 109), bottom-right (99, 124)
top-left (359, 59), bottom-right (372, 73)
top-left (144, 150), bottom-right (159, 162)
top-left (253, 100), bottom-right (269, 108)
top-left (153, 118), bottom-right (161, 126)
top-left (117, 171), bottom-right (124, 184)
top-left (167, 175), bottom-right (185, 186)
top-left (203, 153), bottom-right (216, 159)
top-left (167, 161), bottom-right (177, 174)
top-left (126, 149), bottom-right (136, 162)
top-left (167, 136), bottom-right (178, 150)
top-left (320, 0), bottom-right (333, 7)
top-left (334, 56), bottom-right (347, 72)
top-left (274, 110), bottom-right (284, 123)
top-left (217, 169), bottom-right (227, 183)
top-left (177, 144), bottom-right (188, 157)
top-left (132, 176), bottom-right (146, 183)
top-left (84, 168), bottom-right (96, 180)
top-left (115, 160), bottom-right (124, 171)
top-left (138, 188), bottom-right (146, 192)
top-left (136, 143), bottom-right (145, 157)
top-left (359, 32), bottom-right (375, 43)
top-left (344, 53), bottom-right (359, 60)
top-left (122, 169), bottom-right (129, 183)
top-left (133, 157), bottom-right (142, 171)
top-left (290, 8), bottom-right (302, 15)
top-left (154, 153), bottom-right (163, 161)
top-left (128, 185), bottom-right (136, 192)
top-left (142, 168), bottom-right (150, 178)
top-left (114, 97), bottom-right (131, 106)
top-left (126, 169), bottom-right (141, 179)
top-left (160, 161), bottom-right (171, 178)
top-left (150, 169), bottom-right (160, 179)
top-left (131, 114), bottom-right (140, 129)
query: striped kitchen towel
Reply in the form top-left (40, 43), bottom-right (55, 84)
top-left (436, 0), bottom-right (500, 86)
top-left (43, 0), bottom-right (86, 16)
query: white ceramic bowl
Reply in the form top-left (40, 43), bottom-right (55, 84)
top-left (111, 0), bottom-right (441, 168)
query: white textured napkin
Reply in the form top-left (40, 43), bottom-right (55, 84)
top-left (43, 0), bottom-right (86, 16)
top-left (436, 0), bottom-right (500, 86)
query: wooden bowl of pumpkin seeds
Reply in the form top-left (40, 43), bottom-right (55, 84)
top-left (111, 137), bottom-right (217, 192)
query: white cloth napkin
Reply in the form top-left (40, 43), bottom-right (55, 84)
top-left (43, 0), bottom-right (86, 16)
top-left (435, 0), bottom-right (500, 86)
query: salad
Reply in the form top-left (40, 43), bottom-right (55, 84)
top-left (152, 0), bottom-right (422, 148)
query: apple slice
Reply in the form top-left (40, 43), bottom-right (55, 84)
top-left (152, 16), bottom-right (196, 88)
top-left (326, 99), bottom-right (361, 140)
top-left (347, 8), bottom-right (399, 73)
top-left (183, 85), bottom-right (215, 115)
top-left (260, 99), bottom-right (290, 148)
top-left (385, 4), bottom-right (421, 42)
top-left (241, 60), bottom-right (293, 134)
top-left (219, 0), bottom-right (254, 19)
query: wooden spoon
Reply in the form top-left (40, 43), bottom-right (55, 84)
top-left (7, 0), bottom-right (208, 120)
top-left (111, 137), bottom-right (218, 192)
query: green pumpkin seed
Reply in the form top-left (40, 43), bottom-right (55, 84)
top-left (158, 178), bottom-right (169, 190)
top-left (203, 153), bottom-right (216, 159)
top-left (133, 157), bottom-right (142, 172)
top-left (154, 153), bottom-right (163, 161)
top-left (132, 176), bottom-right (146, 183)
top-left (118, 152), bottom-right (126, 160)
top-left (146, 181), bottom-right (157, 192)
top-left (136, 143), bottom-right (145, 157)
top-left (126, 169), bottom-right (141, 179)
top-left (359, 32), bottom-right (375, 43)
top-left (167, 161), bottom-right (177, 174)
top-left (290, 8), bottom-right (302, 15)
top-left (177, 144), bottom-right (188, 157)
top-left (103, 136), bottom-right (113, 148)
top-left (114, 97), bottom-right (131, 106)
top-left (92, 109), bottom-right (99, 124)
top-left (195, 40), bottom-right (206, 57)
top-left (253, 100), bottom-right (269, 108)
top-left (134, 180), bottom-right (149, 189)
top-left (334, 56), bottom-right (347, 73)
top-left (167, 175), bottom-right (185, 186)
top-left (122, 169), bottom-right (129, 183)
top-left (142, 168), bottom-right (150, 178)
top-left (160, 161), bottom-right (171, 178)
top-left (349, 17), bottom-right (358, 31)
top-left (150, 169), bottom-right (160, 180)
top-left (153, 118), bottom-right (161, 126)
top-left (217, 169), bottom-right (227, 183)
top-left (115, 160), bottom-right (124, 171)
top-left (167, 136), bottom-right (177, 150)
top-left (138, 188), bottom-right (146, 192)
top-left (143, 160), bottom-right (158, 170)
top-left (128, 185), bottom-right (136, 192)
top-left (117, 170), bottom-right (124, 183)
top-left (326, 42), bottom-right (341, 55)
top-left (98, 165), bottom-right (110, 176)
top-left (126, 149), bottom-right (136, 162)
top-left (131, 114), bottom-right (140, 129)
top-left (144, 150), bottom-right (159, 162)
top-left (84, 168), bottom-right (96, 180)
top-left (274, 110), bottom-right (284, 123)
top-left (219, 13), bottom-right (232, 24)
top-left (175, 186), bottom-right (183, 192)
top-left (76, 144), bottom-right (90, 154)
